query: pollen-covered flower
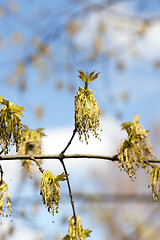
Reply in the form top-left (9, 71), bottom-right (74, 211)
top-left (0, 181), bottom-right (12, 217)
top-left (0, 96), bottom-right (24, 154)
top-left (74, 70), bottom-right (101, 144)
top-left (64, 216), bottom-right (92, 239)
top-left (18, 126), bottom-right (45, 177)
top-left (118, 115), bottom-right (155, 179)
top-left (150, 167), bottom-right (160, 201)
top-left (40, 171), bottom-right (67, 222)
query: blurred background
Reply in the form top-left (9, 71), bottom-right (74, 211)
top-left (1, 0), bottom-right (160, 239)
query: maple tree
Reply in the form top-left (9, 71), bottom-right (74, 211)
top-left (1, 1), bottom-right (160, 239)
top-left (0, 71), bottom-right (160, 239)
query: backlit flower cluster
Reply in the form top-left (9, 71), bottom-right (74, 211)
top-left (118, 115), bottom-right (155, 179)
top-left (64, 216), bottom-right (92, 240)
top-left (0, 96), bottom-right (24, 154)
top-left (0, 181), bottom-right (12, 217)
top-left (150, 167), bottom-right (160, 201)
top-left (40, 171), bottom-right (67, 221)
top-left (18, 126), bottom-right (45, 177)
top-left (74, 70), bottom-right (101, 144)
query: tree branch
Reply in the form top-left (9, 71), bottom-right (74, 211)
top-left (0, 150), bottom-right (4, 184)
top-left (0, 154), bottom-right (160, 163)
top-left (61, 128), bottom-right (77, 155)
top-left (0, 164), bottom-right (3, 184)
top-left (59, 128), bottom-right (77, 222)
top-left (29, 155), bottom-right (44, 174)
top-left (59, 157), bottom-right (77, 222)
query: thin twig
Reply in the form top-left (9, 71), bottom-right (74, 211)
top-left (60, 128), bottom-right (77, 222)
top-left (61, 128), bottom-right (77, 155)
top-left (0, 149), bottom-right (3, 155)
top-left (0, 150), bottom-right (3, 184)
top-left (59, 155), bottom-right (77, 222)
top-left (0, 165), bottom-right (3, 184)
top-left (29, 155), bottom-right (44, 174)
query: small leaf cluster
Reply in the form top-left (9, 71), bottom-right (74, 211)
top-left (64, 216), bottom-right (92, 240)
top-left (0, 181), bottom-right (12, 217)
top-left (150, 167), bottom-right (160, 201)
top-left (78, 70), bottom-right (100, 89)
top-left (18, 125), bottom-right (45, 177)
top-left (0, 96), bottom-right (24, 154)
top-left (75, 70), bottom-right (101, 144)
top-left (119, 115), bottom-right (155, 179)
top-left (40, 170), bottom-right (67, 221)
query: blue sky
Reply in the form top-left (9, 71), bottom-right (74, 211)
top-left (0, 0), bottom-right (160, 132)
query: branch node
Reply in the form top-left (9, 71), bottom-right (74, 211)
top-left (59, 152), bottom-right (64, 162)
top-left (112, 154), bottom-right (119, 161)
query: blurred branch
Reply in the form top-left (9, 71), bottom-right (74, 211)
top-left (5, 1), bottom-right (159, 66)
top-left (66, 192), bottom-right (156, 203)
top-left (120, 206), bottom-right (160, 240)
top-left (11, 193), bottom-right (157, 205)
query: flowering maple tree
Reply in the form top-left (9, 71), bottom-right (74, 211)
top-left (0, 71), bottom-right (159, 239)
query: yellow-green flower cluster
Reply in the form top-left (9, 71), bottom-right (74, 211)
top-left (150, 167), bottom-right (160, 201)
top-left (18, 126), bottom-right (45, 177)
top-left (74, 70), bottom-right (101, 144)
top-left (64, 216), bottom-right (92, 240)
top-left (0, 181), bottom-right (12, 217)
top-left (0, 96), bottom-right (24, 154)
top-left (118, 115), bottom-right (155, 179)
top-left (40, 171), bottom-right (67, 221)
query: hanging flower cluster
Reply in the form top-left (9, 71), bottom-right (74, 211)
top-left (18, 125), bottom-right (45, 177)
top-left (118, 115), bottom-right (155, 179)
top-left (150, 167), bottom-right (160, 201)
top-left (64, 216), bottom-right (92, 240)
top-left (0, 96), bottom-right (24, 154)
top-left (40, 170), bottom-right (67, 221)
top-left (74, 70), bottom-right (101, 144)
top-left (0, 181), bottom-right (12, 217)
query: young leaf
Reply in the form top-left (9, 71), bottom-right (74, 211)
top-left (121, 122), bottom-right (133, 130)
top-left (88, 70), bottom-right (96, 80)
top-left (83, 229), bottom-right (92, 237)
top-left (78, 70), bottom-right (85, 82)
top-left (56, 172), bottom-right (68, 182)
top-left (0, 96), bottom-right (3, 103)
top-left (133, 114), bottom-right (140, 123)
top-left (88, 71), bottom-right (100, 82)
